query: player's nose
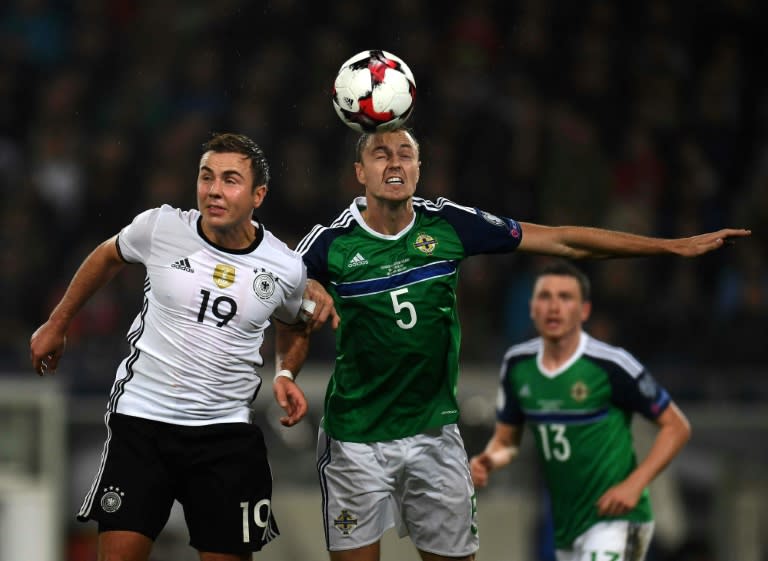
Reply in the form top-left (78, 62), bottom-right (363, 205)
top-left (208, 178), bottom-right (224, 195)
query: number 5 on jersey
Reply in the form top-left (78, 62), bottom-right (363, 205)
top-left (390, 288), bottom-right (417, 329)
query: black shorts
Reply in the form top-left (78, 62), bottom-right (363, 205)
top-left (77, 413), bottom-right (279, 553)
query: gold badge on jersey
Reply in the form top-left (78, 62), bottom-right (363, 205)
top-left (213, 264), bottom-right (236, 288)
top-left (570, 381), bottom-right (589, 402)
top-left (413, 232), bottom-right (437, 255)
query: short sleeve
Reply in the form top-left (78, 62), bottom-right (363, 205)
top-left (116, 207), bottom-right (162, 264)
top-left (271, 259), bottom-right (308, 324)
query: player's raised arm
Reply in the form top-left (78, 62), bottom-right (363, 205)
top-left (30, 236), bottom-right (125, 375)
top-left (518, 222), bottom-right (752, 260)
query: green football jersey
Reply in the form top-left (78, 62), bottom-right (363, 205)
top-left (297, 196), bottom-right (522, 442)
top-left (497, 333), bottom-right (671, 548)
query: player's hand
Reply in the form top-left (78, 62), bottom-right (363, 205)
top-left (595, 480), bottom-right (644, 516)
top-left (470, 453), bottom-right (494, 488)
top-left (29, 321), bottom-right (67, 376)
top-left (273, 377), bottom-right (308, 427)
top-left (303, 279), bottom-right (340, 331)
top-left (670, 228), bottom-right (751, 257)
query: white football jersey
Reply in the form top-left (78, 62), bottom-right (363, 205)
top-left (109, 205), bottom-right (306, 425)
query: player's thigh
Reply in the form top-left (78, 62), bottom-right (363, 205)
top-left (559, 520), bottom-right (655, 561)
top-left (317, 427), bottom-right (398, 552)
top-left (179, 422), bottom-right (279, 555)
top-left (82, 413), bottom-right (176, 540)
top-left (198, 552), bottom-right (251, 561)
top-left (418, 549), bottom-right (475, 561)
top-left (329, 542), bottom-right (380, 561)
top-left (98, 530), bottom-right (153, 561)
top-left (401, 425), bottom-right (479, 557)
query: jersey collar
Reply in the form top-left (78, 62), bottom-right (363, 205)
top-left (349, 196), bottom-right (416, 240)
top-left (196, 216), bottom-right (264, 254)
top-left (536, 331), bottom-right (589, 378)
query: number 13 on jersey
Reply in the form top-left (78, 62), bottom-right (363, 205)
top-left (538, 423), bottom-right (571, 462)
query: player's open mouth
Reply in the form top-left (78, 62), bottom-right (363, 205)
top-left (385, 177), bottom-right (404, 184)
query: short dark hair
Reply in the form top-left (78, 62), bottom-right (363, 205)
top-left (202, 132), bottom-right (270, 188)
top-left (536, 259), bottom-right (592, 301)
top-left (355, 126), bottom-right (419, 162)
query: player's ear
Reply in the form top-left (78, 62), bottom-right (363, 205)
top-left (354, 162), bottom-right (366, 186)
top-left (581, 301), bottom-right (592, 322)
top-left (252, 184), bottom-right (268, 209)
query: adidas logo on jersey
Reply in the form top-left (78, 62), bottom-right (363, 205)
top-left (518, 384), bottom-right (531, 398)
top-left (171, 258), bottom-right (194, 273)
top-left (347, 252), bottom-right (368, 267)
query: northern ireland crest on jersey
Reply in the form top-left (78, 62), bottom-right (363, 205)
top-left (253, 269), bottom-right (277, 299)
top-left (570, 381), bottom-right (589, 402)
top-left (213, 264), bottom-right (236, 288)
top-left (413, 232), bottom-right (437, 255)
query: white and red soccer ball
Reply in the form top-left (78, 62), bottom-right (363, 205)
top-left (332, 50), bottom-right (416, 133)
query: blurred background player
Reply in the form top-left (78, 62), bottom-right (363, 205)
top-left (471, 259), bottom-right (691, 561)
top-left (29, 133), bottom-right (314, 561)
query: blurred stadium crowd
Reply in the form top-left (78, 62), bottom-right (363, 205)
top-left (1, 0), bottom-right (766, 397)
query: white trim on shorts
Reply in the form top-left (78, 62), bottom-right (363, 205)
top-left (555, 520), bottom-right (655, 561)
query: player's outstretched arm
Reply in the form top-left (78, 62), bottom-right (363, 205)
top-left (30, 236), bottom-right (125, 376)
top-left (518, 222), bottom-right (752, 260)
top-left (663, 229), bottom-right (752, 256)
top-left (596, 402), bottom-right (691, 516)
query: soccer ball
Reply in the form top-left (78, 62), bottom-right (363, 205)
top-left (332, 50), bottom-right (416, 133)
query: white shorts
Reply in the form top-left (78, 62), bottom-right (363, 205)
top-left (316, 424), bottom-right (479, 556)
top-left (556, 520), bottom-right (655, 561)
